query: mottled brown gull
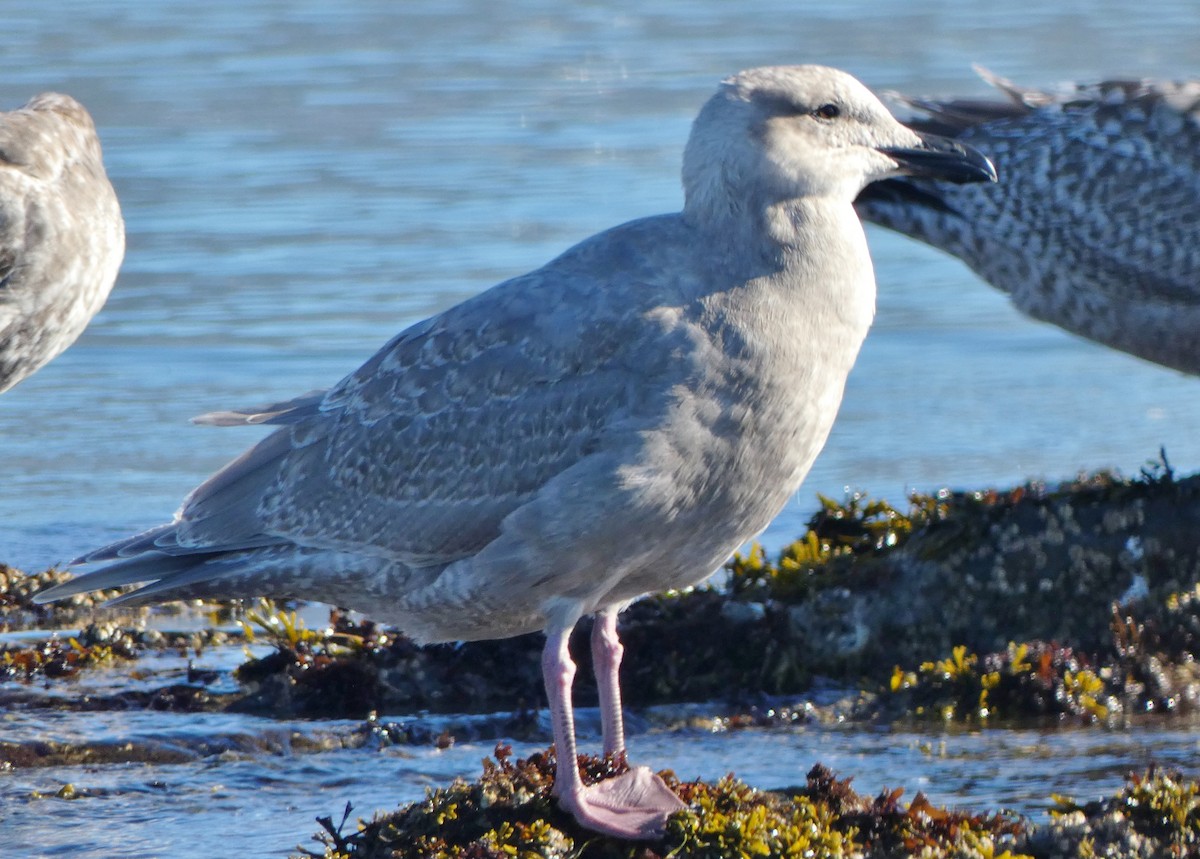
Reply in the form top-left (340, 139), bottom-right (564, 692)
top-left (36, 66), bottom-right (994, 838)
top-left (0, 92), bottom-right (124, 393)
top-left (856, 67), bottom-right (1200, 374)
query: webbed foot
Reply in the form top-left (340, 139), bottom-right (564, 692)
top-left (556, 765), bottom-right (686, 839)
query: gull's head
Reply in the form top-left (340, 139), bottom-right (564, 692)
top-left (682, 65), bottom-right (996, 222)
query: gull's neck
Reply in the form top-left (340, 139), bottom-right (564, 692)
top-left (685, 190), bottom-right (867, 269)
top-left (683, 190), bottom-right (877, 346)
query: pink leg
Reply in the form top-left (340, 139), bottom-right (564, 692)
top-left (542, 621), bottom-right (685, 839)
top-left (543, 625), bottom-right (587, 801)
top-left (591, 607), bottom-right (626, 758)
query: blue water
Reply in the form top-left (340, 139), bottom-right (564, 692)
top-left (5, 0), bottom-right (1200, 572)
top-left (1, 1), bottom-right (1198, 856)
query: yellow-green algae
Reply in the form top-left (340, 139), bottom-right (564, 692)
top-left (299, 748), bottom-right (1200, 858)
top-left (887, 641), bottom-right (1116, 724)
top-left (1035, 768), bottom-right (1200, 857)
top-left (886, 582), bottom-right (1200, 724)
top-left (0, 622), bottom-right (141, 681)
top-left (298, 744), bottom-right (1033, 859)
top-left (727, 490), bottom-right (948, 602)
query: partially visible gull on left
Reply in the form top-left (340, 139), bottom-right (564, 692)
top-left (0, 92), bottom-right (124, 394)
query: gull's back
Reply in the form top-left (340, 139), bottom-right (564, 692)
top-left (856, 70), bottom-right (1200, 374)
top-left (0, 93), bottom-right (125, 393)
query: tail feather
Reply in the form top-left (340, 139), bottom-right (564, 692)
top-left (34, 544), bottom-right (305, 606)
top-left (31, 551), bottom-right (206, 604)
top-left (192, 389), bottom-right (327, 427)
top-left (100, 555), bottom-right (258, 606)
top-left (71, 522), bottom-right (181, 565)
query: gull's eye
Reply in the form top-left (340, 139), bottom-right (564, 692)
top-left (812, 103), bottom-right (841, 120)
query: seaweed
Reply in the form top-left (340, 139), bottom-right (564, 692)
top-left (297, 745), bottom-right (1037, 859)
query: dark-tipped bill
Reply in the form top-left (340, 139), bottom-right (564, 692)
top-left (878, 132), bottom-right (997, 185)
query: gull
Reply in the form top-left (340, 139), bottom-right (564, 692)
top-left (0, 92), bottom-right (124, 393)
top-left (856, 67), bottom-right (1200, 374)
top-left (36, 66), bottom-right (994, 839)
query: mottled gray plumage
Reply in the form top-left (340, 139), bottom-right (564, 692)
top-left (38, 66), bottom-right (994, 837)
top-left (0, 93), bottom-right (124, 393)
top-left (38, 66), bottom-right (993, 634)
top-left (856, 67), bottom-right (1200, 374)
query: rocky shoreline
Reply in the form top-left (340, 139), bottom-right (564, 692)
top-left (4, 459), bottom-right (1199, 855)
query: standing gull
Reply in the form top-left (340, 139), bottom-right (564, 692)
top-left (856, 68), bottom-right (1200, 374)
top-left (36, 66), bottom-right (994, 839)
top-left (0, 92), bottom-right (124, 393)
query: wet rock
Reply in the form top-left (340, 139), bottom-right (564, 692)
top-left (0, 565), bottom-right (146, 630)
top-left (729, 461), bottom-right (1200, 674)
top-left (718, 599), bottom-right (765, 626)
top-left (1026, 767), bottom-right (1200, 858)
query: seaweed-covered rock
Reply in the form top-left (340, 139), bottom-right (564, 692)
top-left (296, 745), bottom-right (1031, 859)
top-left (0, 565), bottom-right (137, 630)
top-left (9, 461), bottom-right (1200, 725)
top-left (299, 748), bottom-right (1200, 858)
top-left (730, 459), bottom-right (1200, 672)
top-left (884, 584), bottom-right (1200, 723)
top-left (1029, 767), bottom-right (1200, 857)
top-left (224, 463), bottom-right (1200, 720)
top-left (0, 622), bottom-right (142, 681)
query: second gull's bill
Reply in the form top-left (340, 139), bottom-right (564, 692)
top-left (36, 66), bottom-right (995, 838)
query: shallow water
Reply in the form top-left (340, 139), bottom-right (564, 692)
top-left (4, 0), bottom-right (1200, 569)
top-left (1, 1), bottom-right (1199, 856)
top-left (3, 642), bottom-right (1198, 858)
